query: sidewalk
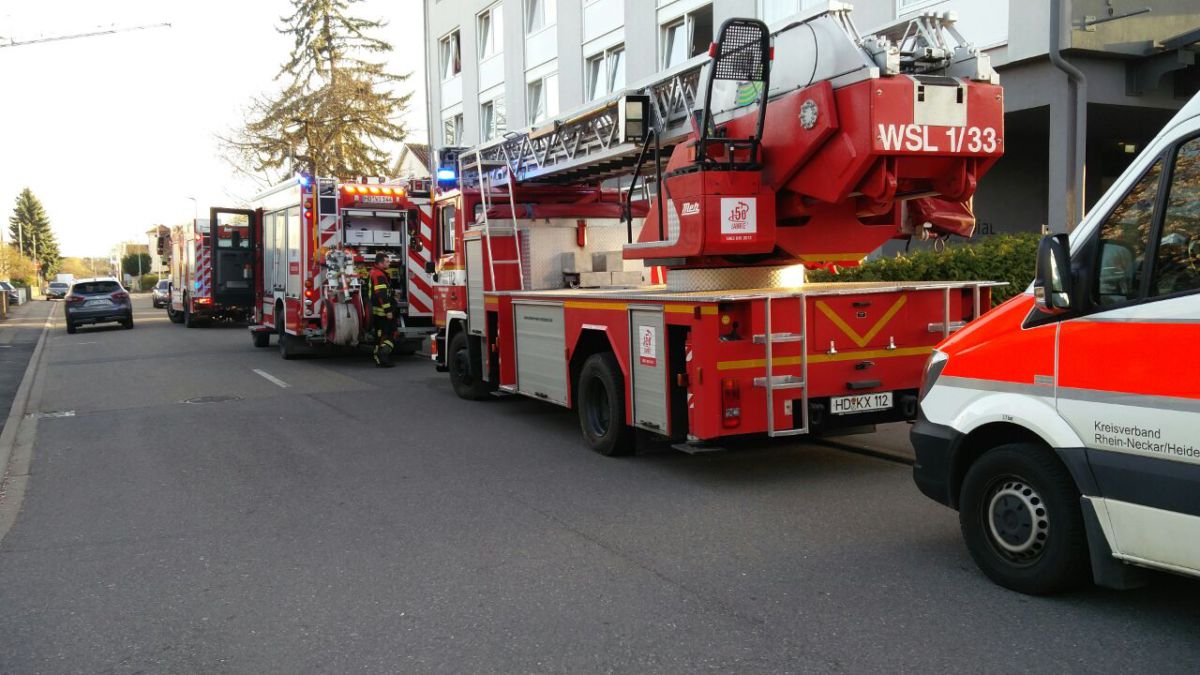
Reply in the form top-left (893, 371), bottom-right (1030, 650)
top-left (0, 301), bottom-right (54, 436)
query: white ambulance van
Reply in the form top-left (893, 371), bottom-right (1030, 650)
top-left (912, 93), bottom-right (1200, 594)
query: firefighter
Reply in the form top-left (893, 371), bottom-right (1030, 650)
top-left (368, 252), bottom-right (396, 368)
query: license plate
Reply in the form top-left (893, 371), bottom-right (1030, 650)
top-left (84, 299), bottom-right (111, 307)
top-left (830, 392), bottom-right (893, 415)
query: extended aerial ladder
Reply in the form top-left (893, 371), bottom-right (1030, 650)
top-left (433, 3), bottom-right (1006, 453)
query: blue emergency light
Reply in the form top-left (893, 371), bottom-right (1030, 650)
top-left (436, 167), bottom-right (457, 182)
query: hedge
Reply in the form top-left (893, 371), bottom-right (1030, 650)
top-left (807, 232), bottom-right (1040, 304)
top-left (138, 274), bottom-right (160, 291)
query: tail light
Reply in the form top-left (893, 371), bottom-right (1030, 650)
top-left (721, 378), bottom-right (741, 429)
top-left (195, 297), bottom-right (213, 305)
top-left (304, 288), bottom-right (318, 300)
top-left (111, 291), bottom-right (129, 301)
top-left (66, 294), bottom-right (85, 304)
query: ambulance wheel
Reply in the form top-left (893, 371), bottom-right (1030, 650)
top-left (448, 332), bottom-right (492, 400)
top-left (959, 443), bottom-right (1090, 595)
top-left (167, 307), bottom-right (183, 324)
top-left (577, 352), bottom-right (635, 457)
top-left (251, 331), bottom-right (270, 348)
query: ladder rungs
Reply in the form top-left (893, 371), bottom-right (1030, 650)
top-left (753, 333), bottom-right (804, 344)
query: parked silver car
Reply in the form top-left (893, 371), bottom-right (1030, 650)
top-left (64, 278), bottom-right (133, 333)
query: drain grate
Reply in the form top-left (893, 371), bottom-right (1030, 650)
top-left (182, 395), bottom-right (244, 405)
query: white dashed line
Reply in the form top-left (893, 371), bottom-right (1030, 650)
top-left (252, 369), bottom-right (290, 388)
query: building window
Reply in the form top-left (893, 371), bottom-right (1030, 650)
top-left (481, 96), bottom-right (506, 140)
top-left (439, 30), bottom-right (461, 80)
top-left (477, 3), bottom-right (504, 59)
top-left (661, 4), bottom-right (712, 69)
top-left (525, 0), bottom-right (556, 34)
top-left (585, 45), bottom-right (625, 101)
top-left (527, 73), bottom-right (559, 124)
top-left (443, 113), bottom-right (463, 145)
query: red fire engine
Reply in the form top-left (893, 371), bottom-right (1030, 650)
top-left (165, 207), bottom-right (256, 326)
top-left (247, 176), bottom-right (437, 358)
top-left (430, 8), bottom-right (1005, 455)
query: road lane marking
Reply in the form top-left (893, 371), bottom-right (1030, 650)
top-left (252, 368), bottom-right (290, 388)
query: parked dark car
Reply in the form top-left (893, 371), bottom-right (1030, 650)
top-left (151, 279), bottom-right (170, 308)
top-left (0, 281), bottom-right (19, 306)
top-left (64, 278), bottom-right (133, 333)
top-left (46, 281), bottom-right (70, 299)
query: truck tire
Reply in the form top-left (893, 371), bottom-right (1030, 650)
top-left (576, 352), bottom-right (635, 457)
top-left (277, 312), bottom-right (297, 360)
top-left (959, 443), bottom-right (1090, 595)
top-left (167, 306), bottom-right (184, 324)
top-left (251, 331), bottom-right (270, 348)
top-left (66, 322), bottom-right (77, 334)
top-left (447, 332), bottom-right (492, 400)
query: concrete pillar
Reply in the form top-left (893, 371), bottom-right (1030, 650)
top-left (625, 0), bottom-right (658, 83)
top-left (557, 0), bottom-right (584, 109)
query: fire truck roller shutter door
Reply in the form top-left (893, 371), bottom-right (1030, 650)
top-left (514, 301), bottom-right (569, 407)
top-left (629, 306), bottom-right (668, 433)
top-left (466, 238), bottom-right (485, 335)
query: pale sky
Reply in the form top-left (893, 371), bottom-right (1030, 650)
top-left (0, 0), bottom-right (427, 257)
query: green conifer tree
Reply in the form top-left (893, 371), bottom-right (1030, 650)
top-left (225, 0), bottom-right (411, 178)
top-left (7, 188), bottom-right (61, 280)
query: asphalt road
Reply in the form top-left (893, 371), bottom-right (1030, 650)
top-left (0, 296), bottom-right (1198, 674)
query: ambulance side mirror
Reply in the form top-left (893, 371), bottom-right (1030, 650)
top-left (1035, 233), bottom-right (1073, 313)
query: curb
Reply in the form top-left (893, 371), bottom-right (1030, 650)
top-left (0, 303), bottom-right (54, 544)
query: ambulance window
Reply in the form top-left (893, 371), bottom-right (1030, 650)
top-left (1150, 137), bottom-right (1200, 298)
top-left (1096, 159), bottom-right (1161, 307)
top-left (440, 205), bottom-right (456, 254)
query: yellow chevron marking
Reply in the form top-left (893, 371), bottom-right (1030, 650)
top-left (814, 296), bottom-right (907, 348)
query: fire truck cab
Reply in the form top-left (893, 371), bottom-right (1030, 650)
top-left (913, 93), bottom-right (1200, 594)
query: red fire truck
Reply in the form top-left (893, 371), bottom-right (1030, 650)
top-left (247, 176), bottom-right (437, 358)
top-left (430, 8), bottom-right (1004, 455)
top-left (165, 208), bottom-right (256, 326)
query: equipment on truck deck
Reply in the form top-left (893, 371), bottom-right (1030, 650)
top-left (431, 4), bottom-right (1005, 454)
top-left (164, 207), bottom-right (255, 327)
top-left (247, 176), bottom-right (439, 358)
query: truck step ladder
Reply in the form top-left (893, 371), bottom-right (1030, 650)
top-left (754, 294), bottom-right (809, 437)
top-left (471, 156), bottom-right (526, 291)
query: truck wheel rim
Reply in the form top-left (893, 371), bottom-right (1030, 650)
top-left (584, 380), bottom-right (610, 436)
top-left (984, 477), bottom-right (1048, 563)
top-left (453, 347), bottom-right (473, 385)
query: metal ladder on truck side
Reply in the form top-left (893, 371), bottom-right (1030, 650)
top-left (470, 156), bottom-right (525, 291)
top-left (753, 294), bottom-right (809, 436)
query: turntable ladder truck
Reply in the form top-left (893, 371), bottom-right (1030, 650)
top-left (430, 4), bottom-right (1006, 455)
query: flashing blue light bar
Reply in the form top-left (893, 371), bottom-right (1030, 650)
top-left (297, 174), bottom-right (311, 187)
top-left (436, 168), bottom-right (457, 181)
